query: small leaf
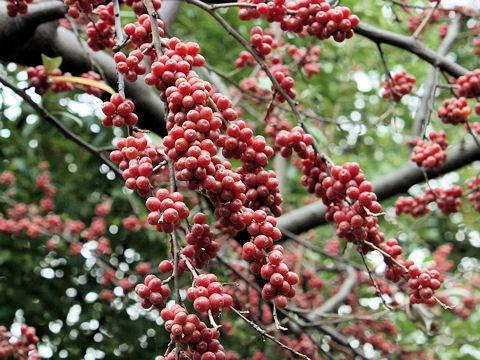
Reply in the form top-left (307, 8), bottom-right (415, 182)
top-left (51, 76), bottom-right (116, 95)
top-left (41, 54), bottom-right (63, 74)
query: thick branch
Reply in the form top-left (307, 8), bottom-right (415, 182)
top-left (355, 21), bottom-right (468, 77)
top-left (277, 141), bottom-right (480, 234)
top-left (411, 17), bottom-right (464, 136)
top-left (0, 3), bottom-right (166, 135)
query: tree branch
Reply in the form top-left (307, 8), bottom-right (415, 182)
top-left (277, 141), bottom-right (480, 235)
top-left (354, 21), bottom-right (468, 77)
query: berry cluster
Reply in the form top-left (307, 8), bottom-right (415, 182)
top-left (265, 114), bottom-right (292, 147)
top-left (435, 186), bottom-right (463, 215)
top-left (125, 0), bottom-right (161, 15)
top-left (109, 134), bottom-right (165, 196)
top-left (240, 209), bottom-right (297, 307)
top-left (250, 26), bottom-right (277, 60)
top-left (114, 50), bottom-right (147, 82)
top-left (275, 126), bottom-right (314, 158)
top-left (270, 64), bottom-right (296, 103)
top-left (160, 305), bottom-right (226, 359)
top-left (437, 97), bottom-right (471, 125)
top-left (135, 274), bottom-right (171, 310)
top-left (183, 213), bottom-right (221, 269)
top-left (283, 3), bottom-right (358, 42)
top-left (234, 51), bottom-right (255, 68)
top-left (6, 0), bottom-right (33, 17)
top-left (467, 176), bottom-right (480, 212)
top-left (27, 66), bottom-right (74, 95)
top-left (187, 273), bottom-right (233, 314)
top-left (146, 189), bottom-right (190, 233)
top-left (406, 262), bottom-right (442, 305)
top-left (395, 191), bottom-right (435, 218)
top-left (289, 45), bottom-right (322, 78)
top-left (455, 69), bottom-right (480, 98)
top-left (124, 14), bottom-right (165, 48)
top-left (101, 93), bottom-right (139, 127)
top-left (85, 5), bottom-right (116, 52)
top-left (381, 70), bottom-right (416, 102)
top-left (64, 0), bottom-right (103, 16)
top-left (396, 186), bottom-right (462, 217)
top-left (0, 324), bottom-right (40, 359)
top-left (411, 130), bottom-right (448, 169)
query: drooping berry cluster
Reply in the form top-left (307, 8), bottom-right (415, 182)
top-left (406, 262), bottom-right (442, 305)
top-left (124, 14), bottom-right (165, 48)
top-left (109, 134), bottom-right (166, 195)
top-left (275, 126), bottom-right (314, 158)
top-left (240, 209), bottom-right (297, 307)
top-left (27, 66), bottom-right (74, 95)
top-left (101, 93), bottom-right (139, 127)
top-left (0, 324), bottom-right (41, 359)
top-left (5, 0), bottom-right (33, 17)
top-left (135, 274), bottom-right (171, 310)
top-left (395, 191), bottom-right (435, 218)
top-left (270, 64), bottom-right (296, 102)
top-left (125, 0), bottom-right (161, 15)
top-left (85, 4), bottom-right (116, 51)
top-left (286, 3), bottom-right (358, 42)
top-left (234, 51), bottom-right (255, 68)
top-left (250, 26), bottom-right (278, 60)
top-left (114, 50), bottom-right (147, 82)
top-left (396, 186), bottom-right (462, 217)
top-left (434, 186), bottom-right (463, 215)
top-left (183, 213), bottom-right (221, 268)
top-left (455, 69), bottom-right (480, 98)
top-left (437, 97), bottom-right (471, 125)
top-left (145, 189), bottom-right (190, 233)
top-left (160, 305), bottom-right (226, 359)
top-left (289, 45), bottom-right (322, 78)
top-left (64, 0), bottom-right (103, 17)
top-left (467, 176), bottom-right (480, 212)
top-left (382, 70), bottom-right (416, 102)
top-left (411, 131), bottom-right (448, 169)
top-left (187, 273), bottom-right (233, 314)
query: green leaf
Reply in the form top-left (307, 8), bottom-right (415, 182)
top-left (51, 76), bottom-right (116, 95)
top-left (41, 54), bottom-right (63, 74)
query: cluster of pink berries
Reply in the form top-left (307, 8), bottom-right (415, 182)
top-left (411, 131), bottom-right (448, 169)
top-left (27, 66), bottom-right (74, 95)
top-left (160, 305), bottom-right (226, 359)
top-left (250, 26), bottom-right (278, 60)
top-left (101, 93), bottom-right (138, 127)
top-left (382, 70), bottom-right (416, 102)
top-left (406, 262), bottom-right (442, 305)
top-left (467, 177), bottom-right (480, 212)
top-left (114, 50), bottom-right (147, 82)
top-left (187, 273), bottom-right (233, 314)
top-left (0, 324), bottom-right (40, 359)
top-left (455, 69), bottom-right (480, 98)
top-left (125, 0), bottom-right (161, 15)
top-left (145, 189), bottom-right (190, 233)
top-left (437, 97), bottom-right (471, 125)
top-left (135, 274), bottom-right (171, 310)
top-left (124, 14), bottom-right (165, 48)
top-left (109, 135), bottom-right (165, 196)
top-left (5, 0), bottom-right (33, 17)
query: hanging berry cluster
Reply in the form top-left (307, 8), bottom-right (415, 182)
top-left (410, 130), bottom-right (448, 169)
top-left (135, 274), bottom-right (171, 310)
top-left (114, 50), bottom-right (147, 82)
top-left (187, 273), bottom-right (233, 314)
top-left (0, 324), bottom-right (41, 359)
top-left (395, 186), bottom-right (463, 217)
top-left (381, 70), bottom-right (416, 102)
top-left (160, 305), bottom-right (226, 360)
top-left (101, 94), bottom-right (139, 127)
top-left (437, 97), bottom-right (471, 125)
top-left (455, 69), bottom-right (480, 98)
top-left (5, 0), bottom-right (33, 17)
top-left (467, 176), bottom-right (480, 212)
